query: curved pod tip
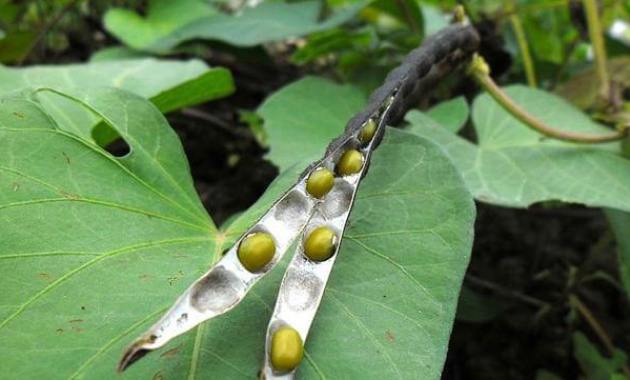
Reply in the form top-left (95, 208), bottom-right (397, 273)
top-left (118, 335), bottom-right (157, 373)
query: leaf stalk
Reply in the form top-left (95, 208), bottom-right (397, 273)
top-left (509, 13), bottom-right (537, 87)
top-left (468, 54), bottom-right (627, 144)
top-left (582, 0), bottom-right (610, 101)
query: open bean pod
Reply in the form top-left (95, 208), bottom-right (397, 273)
top-left (118, 20), bottom-right (480, 374)
top-left (261, 23), bottom-right (480, 378)
top-left (117, 173), bottom-right (320, 370)
top-left (261, 96), bottom-right (394, 379)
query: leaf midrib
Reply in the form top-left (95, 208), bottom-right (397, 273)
top-left (0, 197), bottom-right (209, 232)
top-left (0, 237), bottom-right (213, 330)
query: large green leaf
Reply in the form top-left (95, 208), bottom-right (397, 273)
top-left (0, 58), bottom-right (234, 114)
top-left (0, 58), bottom-right (234, 146)
top-left (0, 84), bottom-right (474, 379)
top-left (105, 0), bottom-right (369, 53)
top-left (258, 76), bottom-right (367, 171)
top-left (406, 85), bottom-right (630, 212)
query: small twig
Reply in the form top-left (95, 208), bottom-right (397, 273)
top-left (569, 295), bottom-right (630, 378)
top-left (18, 0), bottom-right (79, 65)
top-left (582, 0), bottom-right (610, 101)
top-left (466, 274), bottom-right (549, 310)
top-left (509, 13), bottom-right (537, 87)
top-left (180, 108), bottom-right (250, 138)
top-left (468, 54), bottom-right (627, 144)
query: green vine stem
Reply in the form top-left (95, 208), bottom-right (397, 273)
top-left (582, 0), bottom-right (610, 101)
top-left (468, 54), bottom-right (627, 144)
top-left (509, 11), bottom-right (537, 87)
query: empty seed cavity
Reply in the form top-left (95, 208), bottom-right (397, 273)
top-left (320, 179), bottom-right (353, 218)
top-left (274, 190), bottom-right (310, 230)
top-left (282, 269), bottom-right (323, 311)
top-left (190, 267), bottom-right (244, 312)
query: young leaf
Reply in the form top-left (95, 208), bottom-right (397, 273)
top-left (425, 96), bottom-right (469, 133)
top-left (456, 286), bottom-right (506, 323)
top-left (521, 6), bottom-right (569, 65)
top-left (258, 76), bottom-right (367, 171)
top-left (0, 30), bottom-right (36, 63)
top-left (406, 85), bottom-right (630, 212)
top-left (103, 0), bottom-right (218, 53)
top-left (606, 209), bottom-right (630, 296)
top-left (573, 332), bottom-right (629, 380)
top-left (105, 0), bottom-right (370, 53)
top-left (0, 85), bottom-right (474, 379)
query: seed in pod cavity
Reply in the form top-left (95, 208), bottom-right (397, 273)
top-left (336, 149), bottom-right (364, 176)
top-left (303, 226), bottom-right (337, 262)
top-left (358, 119), bottom-right (377, 144)
top-left (270, 326), bottom-right (304, 372)
top-left (306, 167), bottom-right (334, 199)
top-left (237, 232), bottom-right (275, 272)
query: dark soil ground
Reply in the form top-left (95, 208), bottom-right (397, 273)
top-left (445, 204), bottom-right (630, 379)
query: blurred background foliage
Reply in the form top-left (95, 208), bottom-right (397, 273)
top-left (2, 0), bottom-right (628, 113)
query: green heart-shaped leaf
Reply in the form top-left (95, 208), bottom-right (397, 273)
top-left (0, 83), bottom-right (474, 379)
top-left (0, 58), bottom-right (234, 115)
top-left (407, 85), bottom-right (630, 212)
top-left (259, 76), bottom-right (367, 171)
